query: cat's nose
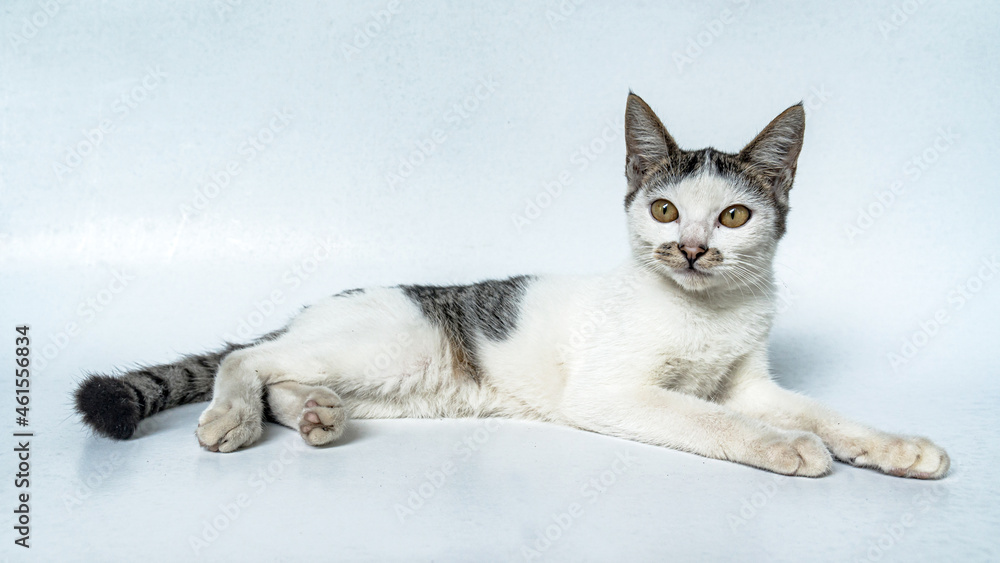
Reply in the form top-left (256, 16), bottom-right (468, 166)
top-left (680, 244), bottom-right (707, 264)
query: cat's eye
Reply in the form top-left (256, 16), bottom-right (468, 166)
top-left (719, 205), bottom-right (751, 228)
top-left (651, 199), bottom-right (679, 223)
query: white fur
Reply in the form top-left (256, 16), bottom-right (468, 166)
top-left (195, 102), bottom-right (950, 479)
top-left (195, 247), bottom-right (949, 478)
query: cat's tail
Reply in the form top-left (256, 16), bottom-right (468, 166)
top-left (74, 342), bottom-right (249, 440)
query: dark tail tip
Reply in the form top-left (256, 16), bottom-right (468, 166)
top-left (74, 375), bottom-right (142, 440)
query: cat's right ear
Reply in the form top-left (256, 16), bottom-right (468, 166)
top-left (625, 93), bottom-right (681, 193)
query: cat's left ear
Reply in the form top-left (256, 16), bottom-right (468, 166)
top-left (738, 104), bottom-right (805, 204)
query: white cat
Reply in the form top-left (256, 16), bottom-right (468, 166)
top-left (76, 93), bottom-right (949, 478)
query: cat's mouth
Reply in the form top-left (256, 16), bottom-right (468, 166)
top-left (651, 242), bottom-right (723, 288)
top-left (653, 242), bottom-right (719, 272)
top-left (675, 266), bottom-right (711, 276)
top-left (664, 263), bottom-right (717, 292)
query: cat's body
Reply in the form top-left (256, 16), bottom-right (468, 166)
top-left (75, 94), bottom-right (950, 479)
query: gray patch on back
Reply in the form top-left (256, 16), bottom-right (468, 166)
top-left (335, 287), bottom-right (365, 298)
top-left (401, 275), bottom-right (535, 381)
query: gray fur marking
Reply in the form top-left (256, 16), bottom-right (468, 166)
top-left (123, 326), bottom-right (287, 415)
top-left (335, 287), bottom-right (365, 298)
top-left (401, 275), bottom-right (535, 381)
top-left (624, 147), bottom-right (791, 237)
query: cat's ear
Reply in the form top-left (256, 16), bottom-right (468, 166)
top-left (738, 104), bottom-right (805, 202)
top-left (625, 93), bottom-right (681, 191)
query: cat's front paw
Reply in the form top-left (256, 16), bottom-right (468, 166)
top-left (757, 431), bottom-right (833, 477)
top-left (837, 435), bottom-right (950, 479)
top-left (196, 400), bottom-right (263, 453)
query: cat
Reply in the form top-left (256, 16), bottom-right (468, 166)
top-left (75, 93), bottom-right (950, 479)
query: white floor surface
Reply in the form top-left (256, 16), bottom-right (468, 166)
top-left (1, 1), bottom-right (999, 561)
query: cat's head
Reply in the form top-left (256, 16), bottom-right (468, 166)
top-left (623, 93), bottom-right (804, 294)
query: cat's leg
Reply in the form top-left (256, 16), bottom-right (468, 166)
top-left (722, 350), bottom-right (950, 479)
top-left (195, 346), bottom-right (270, 452)
top-left (562, 384), bottom-right (834, 477)
top-left (196, 287), bottom-right (438, 452)
top-left (265, 381), bottom-right (347, 446)
top-left (196, 343), bottom-right (324, 452)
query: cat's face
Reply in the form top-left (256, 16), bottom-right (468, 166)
top-left (622, 94), bottom-right (805, 294)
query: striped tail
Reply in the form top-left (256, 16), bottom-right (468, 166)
top-left (74, 342), bottom-right (248, 440)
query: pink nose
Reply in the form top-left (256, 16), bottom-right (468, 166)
top-left (680, 244), bottom-right (707, 263)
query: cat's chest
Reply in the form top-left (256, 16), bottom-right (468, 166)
top-left (609, 288), bottom-right (771, 395)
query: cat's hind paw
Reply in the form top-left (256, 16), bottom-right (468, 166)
top-left (840, 435), bottom-right (950, 479)
top-left (297, 389), bottom-right (346, 447)
top-left (196, 400), bottom-right (263, 453)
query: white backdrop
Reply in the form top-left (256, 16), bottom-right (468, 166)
top-left (2, 1), bottom-right (998, 561)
